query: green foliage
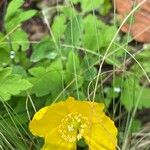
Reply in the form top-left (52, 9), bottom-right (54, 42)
top-left (69, 0), bottom-right (104, 13)
top-left (134, 47), bottom-right (150, 74)
top-left (0, 47), bottom-right (10, 65)
top-left (0, 68), bottom-right (32, 101)
top-left (0, 0), bottom-right (37, 68)
top-left (31, 37), bottom-right (57, 62)
top-left (99, 0), bottom-right (112, 15)
top-left (131, 119), bottom-right (142, 132)
top-left (83, 15), bottom-right (117, 50)
top-left (5, 0), bottom-right (37, 31)
top-left (5, 0), bottom-right (24, 21)
top-left (83, 15), bottom-right (104, 51)
top-left (10, 28), bottom-right (29, 51)
top-left (66, 51), bottom-right (84, 89)
top-left (28, 60), bottom-right (63, 97)
top-left (52, 14), bottom-right (67, 40)
top-left (65, 15), bottom-right (83, 45)
top-left (121, 77), bottom-right (150, 111)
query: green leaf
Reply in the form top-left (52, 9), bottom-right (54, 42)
top-left (69, 0), bottom-right (104, 12)
top-left (0, 68), bottom-right (12, 80)
top-left (81, 0), bottom-right (104, 12)
top-left (28, 60), bottom-right (63, 97)
top-left (52, 14), bottom-right (66, 40)
top-left (83, 15), bottom-right (104, 51)
top-left (99, 0), bottom-right (112, 15)
top-left (121, 77), bottom-right (150, 111)
top-left (12, 65), bottom-right (28, 77)
top-left (0, 40), bottom-right (10, 67)
top-left (10, 28), bottom-right (29, 51)
top-left (0, 68), bottom-right (32, 101)
top-left (134, 47), bottom-right (150, 74)
top-left (29, 67), bottom-right (46, 77)
top-left (65, 15), bottom-right (83, 45)
top-left (131, 119), bottom-right (142, 132)
top-left (62, 7), bottom-right (77, 19)
top-left (83, 15), bottom-right (117, 51)
top-left (5, 0), bottom-right (24, 21)
top-left (82, 59), bottom-right (97, 81)
top-left (0, 48), bottom-right (10, 66)
top-left (15, 10), bottom-right (37, 25)
top-left (5, 0), bottom-right (37, 31)
top-left (6, 9), bottom-right (37, 31)
top-left (101, 25), bottom-right (117, 46)
top-left (105, 43), bottom-right (124, 66)
top-left (66, 51), bottom-right (80, 76)
top-left (66, 51), bottom-right (84, 89)
top-left (31, 37), bottom-right (57, 62)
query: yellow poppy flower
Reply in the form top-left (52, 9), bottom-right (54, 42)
top-left (29, 97), bottom-right (118, 150)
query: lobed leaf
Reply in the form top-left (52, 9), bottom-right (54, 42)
top-left (0, 68), bottom-right (32, 101)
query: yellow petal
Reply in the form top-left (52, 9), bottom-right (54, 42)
top-left (42, 128), bottom-right (76, 150)
top-left (29, 97), bottom-right (118, 149)
top-left (84, 115), bottom-right (118, 150)
top-left (66, 97), bottom-right (105, 123)
top-left (29, 101), bottom-right (69, 137)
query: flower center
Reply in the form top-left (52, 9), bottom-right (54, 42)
top-left (58, 113), bottom-right (89, 143)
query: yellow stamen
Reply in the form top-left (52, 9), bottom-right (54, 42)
top-left (58, 112), bottom-right (89, 143)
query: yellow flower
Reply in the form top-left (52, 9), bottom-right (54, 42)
top-left (29, 97), bottom-right (118, 150)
